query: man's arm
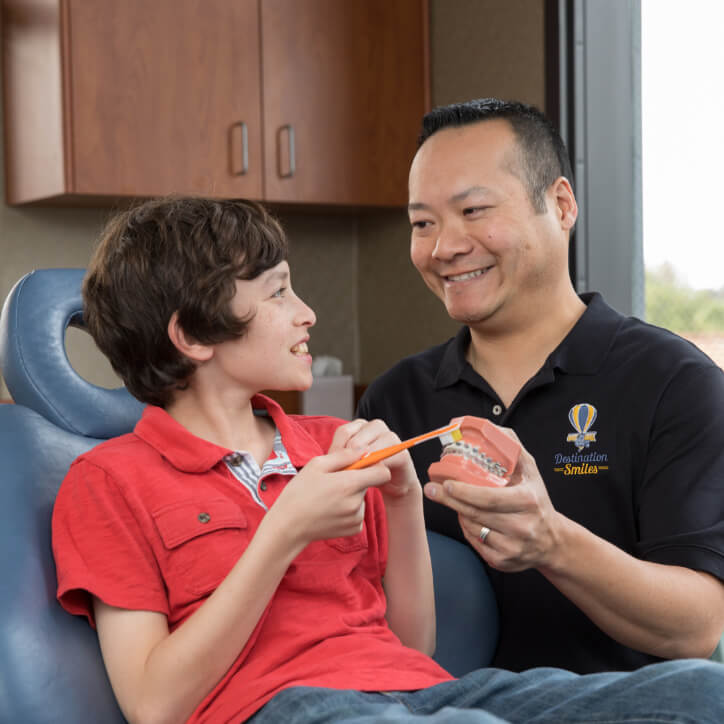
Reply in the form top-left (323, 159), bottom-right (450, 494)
top-left (539, 517), bottom-right (724, 660)
top-left (93, 448), bottom-right (390, 724)
top-left (425, 445), bottom-right (724, 659)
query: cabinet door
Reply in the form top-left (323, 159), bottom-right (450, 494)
top-left (261, 0), bottom-right (428, 206)
top-left (67, 0), bottom-right (263, 199)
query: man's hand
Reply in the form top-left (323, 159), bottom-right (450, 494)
top-left (423, 430), bottom-right (564, 572)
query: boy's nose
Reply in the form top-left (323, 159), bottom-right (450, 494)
top-left (296, 298), bottom-right (316, 327)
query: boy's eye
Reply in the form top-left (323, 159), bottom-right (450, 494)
top-left (410, 219), bottom-right (431, 230)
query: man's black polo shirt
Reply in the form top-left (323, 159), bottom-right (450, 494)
top-left (358, 293), bottom-right (724, 674)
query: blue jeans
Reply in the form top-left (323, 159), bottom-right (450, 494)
top-left (248, 659), bottom-right (724, 723)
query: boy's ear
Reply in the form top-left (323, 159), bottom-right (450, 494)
top-left (167, 311), bottom-right (214, 362)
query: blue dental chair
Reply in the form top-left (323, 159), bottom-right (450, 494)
top-left (0, 268), bottom-right (499, 724)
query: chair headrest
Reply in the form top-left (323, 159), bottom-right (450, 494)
top-left (0, 269), bottom-right (144, 438)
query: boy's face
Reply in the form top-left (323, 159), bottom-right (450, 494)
top-left (209, 261), bottom-right (316, 394)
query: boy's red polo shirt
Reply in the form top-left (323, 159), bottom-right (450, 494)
top-left (52, 395), bottom-right (452, 723)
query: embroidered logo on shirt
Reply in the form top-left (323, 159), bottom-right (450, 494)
top-left (566, 403), bottom-right (598, 450)
top-left (552, 403), bottom-right (609, 476)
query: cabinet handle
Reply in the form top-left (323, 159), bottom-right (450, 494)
top-left (277, 124), bottom-right (296, 178)
top-left (229, 121), bottom-right (249, 176)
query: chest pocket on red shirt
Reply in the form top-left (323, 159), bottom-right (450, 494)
top-left (326, 527), bottom-right (369, 553)
top-left (153, 498), bottom-right (248, 598)
top-left (282, 525), bottom-right (372, 597)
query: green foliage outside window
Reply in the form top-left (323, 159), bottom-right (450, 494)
top-left (645, 263), bottom-right (724, 332)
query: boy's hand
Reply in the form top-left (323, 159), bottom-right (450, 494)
top-left (329, 419), bottom-right (421, 501)
top-left (272, 447), bottom-right (391, 547)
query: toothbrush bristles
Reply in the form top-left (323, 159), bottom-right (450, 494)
top-left (438, 428), bottom-right (462, 446)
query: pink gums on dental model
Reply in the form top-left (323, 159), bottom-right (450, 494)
top-left (427, 416), bottom-right (521, 487)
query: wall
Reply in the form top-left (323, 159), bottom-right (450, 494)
top-left (0, 0), bottom-right (546, 398)
top-left (357, 0), bottom-right (546, 382)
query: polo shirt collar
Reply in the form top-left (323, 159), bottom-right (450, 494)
top-left (434, 326), bottom-right (472, 389)
top-left (548, 292), bottom-right (623, 374)
top-left (433, 292), bottom-right (623, 390)
top-left (134, 394), bottom-right (324, 474)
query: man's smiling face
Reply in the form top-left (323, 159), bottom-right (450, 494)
top-left (408, 119), bottom-right (570, 332)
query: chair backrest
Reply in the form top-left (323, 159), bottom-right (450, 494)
top-left (0, 268), bottom-right (498, 723)
top-left (426, 530), bottom-right (499, 675)
top-left (0, 269), bottom-right (142, 724)
top-left (0, 268), bottom-right (142, 437)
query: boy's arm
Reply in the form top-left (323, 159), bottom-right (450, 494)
top-left (381, 481), bottom-right (436, 656)
top-left (94, 515), bottom-right (298, 724)
top-left (94, 447), bottom-right (389, 724)
top-left (330, 420), bottom-right (437, 657)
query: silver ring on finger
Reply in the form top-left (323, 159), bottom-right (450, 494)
top-left (479, 525), bottom-right (491, 544)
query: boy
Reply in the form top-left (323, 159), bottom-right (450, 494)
top-left (52, 197), bottom-right (723, 724)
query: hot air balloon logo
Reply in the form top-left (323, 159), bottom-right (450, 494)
top-left (566, 403), bottom-right (598, 451)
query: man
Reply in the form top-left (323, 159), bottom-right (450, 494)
top-left (357, 98), bottom-right (724, 674)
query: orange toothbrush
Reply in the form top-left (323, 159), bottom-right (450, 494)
top-left (345, 422), bottom-right (463, 470)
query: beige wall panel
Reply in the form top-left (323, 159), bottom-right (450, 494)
top-left (281, 211), bottom-right (359, 381)
top-left (358, 210), bottom-right (459, 383)
top-left (431, 0), bottom-right (545, 109)
top-left (0, 204), bottom-right (360, 400)
top-left (357, 0), bottom-right (546, 384)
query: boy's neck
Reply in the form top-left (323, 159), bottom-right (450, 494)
top-left (166, 390), bottom-right (276, 468)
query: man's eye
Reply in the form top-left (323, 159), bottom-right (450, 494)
top-left (411, 220), bottom-right (431, 230)
top-left (272, 287), bottom-right (287, 298)
top-left (463, 206), bottom-right (488, 216)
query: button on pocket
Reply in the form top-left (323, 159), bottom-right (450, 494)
top-left (153, 498), bottom-right (248, 598)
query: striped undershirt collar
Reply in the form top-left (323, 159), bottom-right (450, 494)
top-left (224, 428), bottom-right (297, 510)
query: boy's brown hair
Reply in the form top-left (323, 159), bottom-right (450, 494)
top-left (83, 196), bottom-right (288, 407)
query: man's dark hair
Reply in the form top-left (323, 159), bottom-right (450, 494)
top-left (418, 98), bottom-right (573, 213)
top-left (83, 196), bottom-right (288, 407)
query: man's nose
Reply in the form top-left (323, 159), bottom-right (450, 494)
top-left (431, 223), bottom-right (473, 260)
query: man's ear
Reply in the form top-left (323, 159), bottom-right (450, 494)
top-left (551, 176), bottom-right (578, 230)
top-left (167, 311), bottom-right (214, 362)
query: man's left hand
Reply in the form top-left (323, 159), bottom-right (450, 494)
top-left (423, 433), bottom-right (563, 571)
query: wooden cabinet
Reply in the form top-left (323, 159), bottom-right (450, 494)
top-left (2, 0), bottom-right (428, 207)
top-left (261, 0), bottom-right (428, 206)
top-left (2, 0), bottom-right (264, 203)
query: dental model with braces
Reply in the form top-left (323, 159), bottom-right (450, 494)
top-left (427, 415), bottom-right (521, 487)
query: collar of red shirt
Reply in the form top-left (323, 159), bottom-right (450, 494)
top-left (133, 394), bottom-right (324, 474)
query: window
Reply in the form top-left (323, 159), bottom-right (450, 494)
top-left (641, 0), bottom-right (724, 368)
